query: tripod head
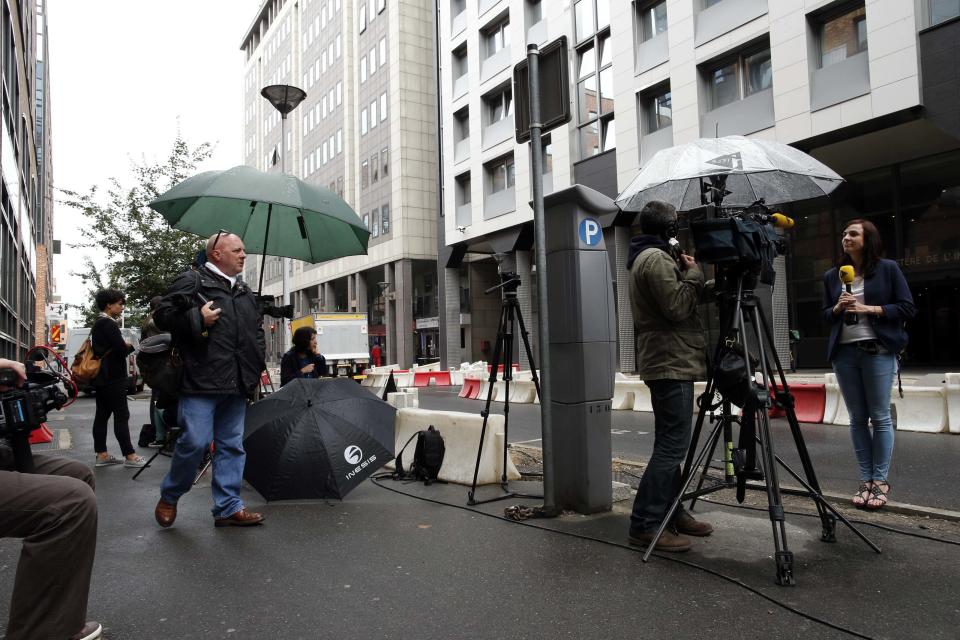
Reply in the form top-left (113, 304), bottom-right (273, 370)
top-left (484, 271), bottom-right (521, 297)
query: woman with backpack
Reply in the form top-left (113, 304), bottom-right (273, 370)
top-left (91, 288), bottom-right (146, 468)
top-left (280, 326), bottom-right (329, 387)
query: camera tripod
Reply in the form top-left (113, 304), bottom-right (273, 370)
top-left (467, 271), bottom-right (542, 506)
top-left (132, 417), bottom-right (212, 485)
top-left (641, 268), bottom-right (879, 585)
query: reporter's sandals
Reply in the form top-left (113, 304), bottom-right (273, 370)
top-left (865, 482), bottom-right (890, 509)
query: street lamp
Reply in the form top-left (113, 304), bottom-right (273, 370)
top-left (261, 84), bottom-right (306, 354)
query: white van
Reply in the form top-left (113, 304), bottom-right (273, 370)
top-left (65, 327), bottom-right (144, 395)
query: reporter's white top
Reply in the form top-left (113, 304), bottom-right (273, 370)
top-left (839, 276), bottom-right (878, 343)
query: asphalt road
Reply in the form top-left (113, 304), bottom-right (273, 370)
top-left (415, 387), bottom-right (960, 513)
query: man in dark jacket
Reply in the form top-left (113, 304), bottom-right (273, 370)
top-left (626, 201), bottom-right (714, 553)
top-left (153, 232), bottom-right (266, 528)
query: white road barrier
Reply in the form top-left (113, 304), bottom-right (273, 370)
top-left (386, 408), bottom-right (520, 485)
top-left (947, 373), bottom-right (960, 434)
top-left (892, 386), bottom-right (948, 433)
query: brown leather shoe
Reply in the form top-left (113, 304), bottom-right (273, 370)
top-left (214, 508), bottom-right (264, 527)
top-left (69, 620), bottom-right (102, 640)
top-left (673, 511), bottom-right (714, 537)
top-left (155, 499), bottom-right (177, 528)
top-left (628, 529), bottom-right (692, 552)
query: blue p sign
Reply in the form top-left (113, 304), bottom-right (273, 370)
top-left (579, 218), bottom-right (602, 247)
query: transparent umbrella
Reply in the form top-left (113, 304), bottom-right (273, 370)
top-left (616, 136), bottom-right (844, 212)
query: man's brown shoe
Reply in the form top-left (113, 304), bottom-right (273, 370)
top-left (628, 529), bottom-right (692, 552)
top-left (674, 511), bottom-right (714, 536)
top-left (155, 499), bottom-right (176, 528)
top-left (214, 508), bottom-right (264, 527)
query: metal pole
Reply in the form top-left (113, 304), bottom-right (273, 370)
top-left (280, 113), bottom-right (291, 354)
top-left (526, 43), bottom-right (556, 514)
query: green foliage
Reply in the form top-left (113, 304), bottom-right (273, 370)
top-left (61, 135), bottom-right (210, 328)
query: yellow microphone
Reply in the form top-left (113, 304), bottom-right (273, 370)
top-left (770, 212), bottom-right (795, 229)
top-left (838, 265), bottom-right (857, 325)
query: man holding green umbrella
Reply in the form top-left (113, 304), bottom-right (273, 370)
top-left (153, 231), bottom-right (266, 528)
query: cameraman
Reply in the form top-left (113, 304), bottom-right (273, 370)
top-left (626, 201), bottom-right (714, 553)
top-left (0, 359), bottom-right (102, 640)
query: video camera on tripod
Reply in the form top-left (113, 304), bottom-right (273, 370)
top-left (0, 367), bottom-right (69, 473)
top-left (688, 199), bottom-right (794, 287)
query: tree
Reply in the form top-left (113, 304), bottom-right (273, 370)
top-left (61, 135), bottom-right (211, 328)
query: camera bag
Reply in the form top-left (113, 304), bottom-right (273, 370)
top-left (394, 425), bottom-right (445, 485)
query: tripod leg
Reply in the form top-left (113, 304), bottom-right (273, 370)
top-left (500, 308), bottom-right (515, 489)
top-left (131, 448), bottom-right (165, 481)
top-left (468, 306), bottom-right (507, 504)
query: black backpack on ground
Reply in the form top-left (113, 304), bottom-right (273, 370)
top-left (394, 425), bottom-right (445, 485)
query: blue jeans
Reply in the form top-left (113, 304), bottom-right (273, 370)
top-left (160, 393), bottom-right (248, 518)
top-left (630, 380), bottom-right (694, 533)
top-left (832, 343), bottom-right (897, 483)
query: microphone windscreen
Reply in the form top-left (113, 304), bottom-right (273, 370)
top-left (839, 265), bottom-right (855, 284)
top-left (770, 213), bottom-right (795, 229)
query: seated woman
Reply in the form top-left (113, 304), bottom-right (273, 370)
top-left (280, 326), bottom-right (328, 387)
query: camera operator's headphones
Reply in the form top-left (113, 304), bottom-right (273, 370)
top-left (664, 219), bottom-right (679, 240)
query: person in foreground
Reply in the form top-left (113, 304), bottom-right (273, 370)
top-left (153, 231), bottom-right (266, 528)
top-left (280, 326), bottom-right (328, 387)
top-left (626, 201), bottom-right (714, 552)
top-left (0, 358), bottom-right (102, 640)
top-left (822, 219), bottom-right (915, 510)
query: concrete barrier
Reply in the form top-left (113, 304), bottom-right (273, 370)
top-left (947, 374), bottom-right (960, 434)
top-left (413, 370), bottom-right (453, 387)
top-left (459, 377), bottom-right (481, 399)
top-left (393, 371), bottom-right (414, 388)
top-left (823, 373), bottom-right (841, 424)
top-left (892, 386), bottom-right (947, 433)
top-left (611, 381), bottom-right (635, 411)
top-left (507, 379), bottom-right (537, 403)
top-left (632, 382), bottom-right (652, 412)
top-left (387, 392), bottom-right (414, 409)
top-left (450, 370), bottom-right (464, 386)
top-left (386, 408), bottom-right (520, 485)
top-left (771, 384), bottom-right (826, 424)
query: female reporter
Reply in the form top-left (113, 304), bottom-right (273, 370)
top-left (822, 219), bottom-right (915, 510)
top-left (280, 326), bottom-right (329, 387)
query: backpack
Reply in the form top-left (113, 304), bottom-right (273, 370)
top-left (70, 337), bottom-right (107, 384)
top-left (136, 333), bottom-right (183, 404)
top-left (394, 425), bottom-right (445, 485)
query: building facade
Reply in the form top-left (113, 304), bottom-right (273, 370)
top-left (240, 0), bottom-right (439, 368)
top-left (0, 0), bottom-right (54, 359)
top-left (437, 0), bottom-right (960, 371)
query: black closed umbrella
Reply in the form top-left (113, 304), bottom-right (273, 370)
top-left (243, 378), bottom-right (395, 500)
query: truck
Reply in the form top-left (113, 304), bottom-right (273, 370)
top-left (64, 327), bottom-right (144, 395)
top-left (290, 312), bottom-right (370, 378)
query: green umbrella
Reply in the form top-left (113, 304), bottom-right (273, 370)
top-left (149, 165), bottom-right (369, 289)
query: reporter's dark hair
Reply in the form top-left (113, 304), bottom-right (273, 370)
top-left (839, 218), bottom-right (884, 277)
top-left (95, 288), bottom-right (126, 311)
top-left (638, 201), bottom-right (677, 236)
top-left (292, 326), bottom-right (317, 354)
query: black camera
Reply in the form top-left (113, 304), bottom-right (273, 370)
top-left (1, 368), bottom-right (69, 473)
top-left (255, 294), bottom-right (294, 319)
top-left (688, 200), bottom-right (789, 287)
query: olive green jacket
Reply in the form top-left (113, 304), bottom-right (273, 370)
top-left (629, 248), bottom-right (708, 381)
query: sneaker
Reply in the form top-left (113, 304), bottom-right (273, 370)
top-left (628, 529), bottom-right (692, 552)
top-left (673, 511), bottom-right (714, 537)
top-left (123, 455), bottom-right (148, 468)
top-left (147, 440), bottom-right (166, 449)
top-left (69, 620), bottom-right (102, 640)
top-left (94, 455), bottom-right (122, 467)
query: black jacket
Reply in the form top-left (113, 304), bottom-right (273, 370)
top-left (155, 266), bottom-right (266, 396)
top-left (822, 258), bottom-right (916, 361)
top-left (279, 350), bottom-right (328, 387)
top-left (91, 315), bottom-right (134, 385)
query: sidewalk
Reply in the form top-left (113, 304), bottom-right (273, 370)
top-left (1, 396), bottom-right (958, 639)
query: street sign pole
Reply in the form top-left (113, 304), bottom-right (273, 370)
top-left (526, 43), bottom-right (557, 515)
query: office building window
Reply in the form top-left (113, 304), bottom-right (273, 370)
top-left (381, 203), bottom-right (390, 233)
top-left (370, 100), bottom-right (378, 128)
top-left (371, 153), bottom-right (379, 182)
top-left (643, 87), bottom-right (672, 133)
top-left (484, 18), bottom-right (510, 59)
top-left (575, 1), bottom-right (614, 159)
top-left (359, 3), bottom-right (367, 32)
top-left (931, 0), bottom-right (960, 25)
top-left (381, 147), bottom-right (390, 177)
top-left (337, 176), bottom-right (344, 197)
top-left (486, 155), bottom-right (515, 193)
top-left (380, 92), bottom-right (387, 121)
top-left (817, 4), bottom-right (867, 68)
top-left (361, 160), bottom-right (369, 188)
top-left (360, 55), bottom-right (367, 83)
top-left (361, 108), bottom-right (368, 134)
top-left (485, 86), bottom-right (513, 123)
top-left (372, 216), bottom-right (380, 237)
top-left (541, 134), bottom-right (553, 174)
top-left (456, 173), bottom-right (471, 205)
top-left (363, 213), bottom-right (370, 229)
top-left (637, 1), bottom-right (667, 42)
top-left (705, 44), bottom-right (772, 110)
top-left (379, 38), bottom-right (386, 66)
top-left (369, 47), bottom-right (377, 75)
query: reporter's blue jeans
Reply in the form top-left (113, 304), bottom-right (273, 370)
top-left (630, 380), bottom-right (694, 533)
top-left (160, 393), bottom-right (247, 518)
top-left (831, 343), bottom-right (897, 483)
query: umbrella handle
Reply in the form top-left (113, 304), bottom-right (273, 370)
top-left (258, 202), bottom-right (273, 294)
